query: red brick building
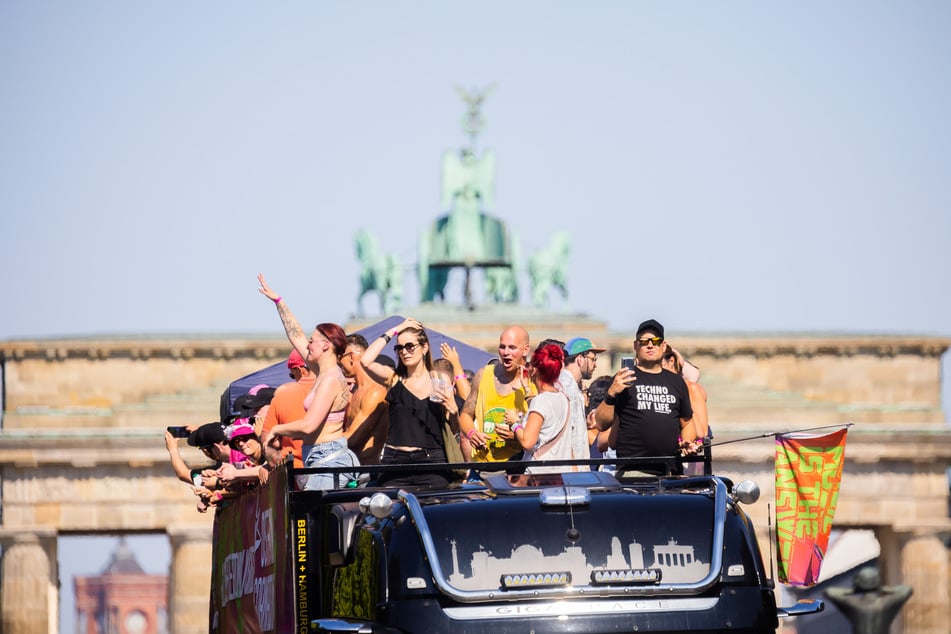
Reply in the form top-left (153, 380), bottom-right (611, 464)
top-left (74, 539), bottom-right (168, 634)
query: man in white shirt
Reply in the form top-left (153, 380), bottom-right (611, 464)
top-left (562, 337), bottom-right (607, 468)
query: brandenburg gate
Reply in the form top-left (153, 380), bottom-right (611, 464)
top-left (0, 330), bottom-right (949, 633)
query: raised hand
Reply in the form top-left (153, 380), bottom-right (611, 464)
top-left (396, 317), bottom-right (423, 333)
top-left (257, 273), bottom-right (280, 302)
top-left (164, 430), bottom-right (178, 452)
top-left (440, 342), bottom-right (462, 369)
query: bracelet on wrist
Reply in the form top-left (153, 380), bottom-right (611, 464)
top-left (603, 393), bottom-right (617, 406)
top-left (380, 333), bottom-right (392, 343)
top-left (466, 429), bottom-right (478, 440)
top-left (512, 422), bottom-right (524, 434)
top-left (453, 374), bottom-right (466, 382)
top-left (390, 328), bottom-right (399, 337)
top-left (272, 296), bottom-right (282, 305)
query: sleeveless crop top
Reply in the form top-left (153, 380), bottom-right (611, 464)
top-left (385, 381), bottom-right (444, 449)
top-left (303, 372), bottom-right (348, 438)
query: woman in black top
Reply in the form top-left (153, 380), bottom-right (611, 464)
top-left (361, 317), bottom-right (460, 487)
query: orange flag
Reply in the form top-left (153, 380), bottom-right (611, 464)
top-left (774, 428), bottom-right (848, 586)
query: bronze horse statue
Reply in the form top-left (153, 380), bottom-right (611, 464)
top-left (355, 229), bottom-right (403, 316)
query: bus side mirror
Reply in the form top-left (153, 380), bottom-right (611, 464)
top-left (327, 504), bottom-right (360, 567)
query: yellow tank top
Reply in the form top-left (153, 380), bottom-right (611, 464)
top-left (471, 364), bottom-right (531, 463)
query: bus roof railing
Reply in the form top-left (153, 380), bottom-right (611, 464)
top-left (286, 451), bottom-right (712, 490)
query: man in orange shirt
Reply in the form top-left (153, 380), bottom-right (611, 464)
top-left (261, 350), bottom-right (315, 467)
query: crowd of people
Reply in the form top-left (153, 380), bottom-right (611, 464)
top-left (164, 275), bottom-right (710, 511)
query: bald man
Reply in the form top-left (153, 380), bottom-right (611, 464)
top-left (459, 326), bottom-right (534, 463)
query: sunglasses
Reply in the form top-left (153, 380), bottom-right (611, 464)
top-left (394, 342), bottom-right (421, 354)
top-left (636, 337), bottom-right (664, 347)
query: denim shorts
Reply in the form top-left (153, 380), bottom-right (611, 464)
top-left (299, 437), bottom-right (359, 491)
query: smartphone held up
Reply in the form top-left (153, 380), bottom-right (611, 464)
top-left (167, 426), bottom-right (190, 438)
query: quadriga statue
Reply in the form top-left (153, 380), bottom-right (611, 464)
top-left (418, 146), bottom-right (518, 304)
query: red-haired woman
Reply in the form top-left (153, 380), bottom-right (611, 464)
top-left (258, 275), bottom-right (359, 490)
top-left (512, 343), bottom-right (576, 474)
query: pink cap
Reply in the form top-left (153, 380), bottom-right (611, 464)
top-left (248, 384), bottom-right (270, 395)
top-left (287, 350), bottom-right (307, 370)
top-left (226, 420), bottom-right (256, 442)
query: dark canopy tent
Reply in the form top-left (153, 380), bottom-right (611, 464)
top-left (220, 315), bottom-right (495, 422)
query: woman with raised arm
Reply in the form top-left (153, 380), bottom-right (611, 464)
top-left (361, 317), bottom-right (460, 488)
top-left (258, 274), bottom-right (358, 490)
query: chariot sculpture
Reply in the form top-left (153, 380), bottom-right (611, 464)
top-left (418, 85), bottom-right (521, 308)
top-left (355, 86), bottom-right (572, 315)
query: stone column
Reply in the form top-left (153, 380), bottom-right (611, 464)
top-left (899, 530), bottom-right (951, 634)
top-left (167, 523), bottom-right (214, 634)
top-left (0, 528), bottom-right (58, 634)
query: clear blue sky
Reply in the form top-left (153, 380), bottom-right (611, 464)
top-left (1, 3), bottom-right (949, 631)
top-left (2, 2), bottom-right (949, 339)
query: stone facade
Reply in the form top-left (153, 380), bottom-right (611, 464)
top-left (0, 332), bottom-right (948, 633)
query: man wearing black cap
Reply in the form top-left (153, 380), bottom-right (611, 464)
top-left (594, 319), bottom-right (697, 475)
top-left (164, 422), bottom-right (235, 511)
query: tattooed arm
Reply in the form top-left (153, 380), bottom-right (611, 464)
top-left (257, 273), bottom-right (308, 357)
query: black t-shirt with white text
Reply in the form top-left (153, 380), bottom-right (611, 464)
top-left (614, 368), bottom-right (693, 473)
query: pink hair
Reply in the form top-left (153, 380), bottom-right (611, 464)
top-left (531, 343), bottom-right (564, 386)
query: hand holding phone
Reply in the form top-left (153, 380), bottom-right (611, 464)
top-left (167, 426), bottom-right (190, 438)
top-left (616, 357), bottom-right (637, 390)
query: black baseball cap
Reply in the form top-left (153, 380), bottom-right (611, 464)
top-left (636, 319), bottom-right (665, 340)
top-left (187, 422), bottom-right (226, 447)
top-left (232, 387), bottom-right (276, 417)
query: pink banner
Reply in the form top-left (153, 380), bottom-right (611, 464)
top-left (774, 428), bottom-right (848, 586)
top-left (210, 466), bottom-right (295, 633)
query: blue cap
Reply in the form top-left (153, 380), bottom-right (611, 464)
top-left (564, 337), bottom-right (606, 356)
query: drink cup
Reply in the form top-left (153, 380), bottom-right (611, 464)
top-left (430, 371), bottom-right (451, 402)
